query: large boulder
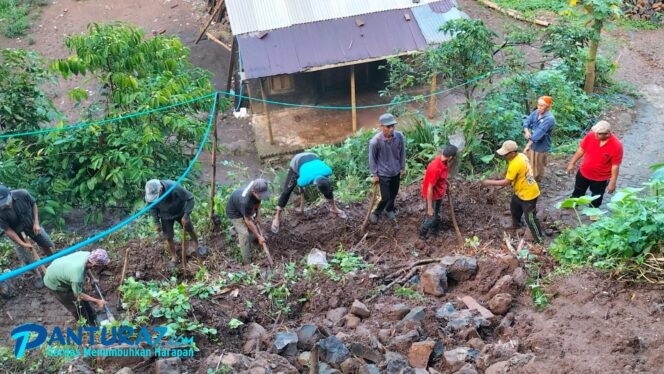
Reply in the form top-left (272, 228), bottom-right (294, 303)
top-left (318, 336), bottom-right (350, 366)
top-left (420, 265), bottom-right (448, 296)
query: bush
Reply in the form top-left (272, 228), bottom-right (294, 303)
top-left (0, 0), bottom-right (31, 37)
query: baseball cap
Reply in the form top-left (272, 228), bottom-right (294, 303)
top-left (496, 140), bottom-right (518, 156)
top-left (252, 178), bottom-right (271, 200)
top-left (591, 120), bottom-right (611, 134)
top-left (0, 185), bottom-right (11, 208)
top-left (145, 179), bottom-right (162, 203)
top-left (379, 113), bottom-right (397, 126)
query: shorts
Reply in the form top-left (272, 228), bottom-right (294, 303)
top-left (160, 214), bottom-right (194, 240)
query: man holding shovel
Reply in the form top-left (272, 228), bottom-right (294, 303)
top-left (44, 248), bottom-right (110, 326)
top-left (271, 152), bottom-right (346, 234)
top-left (145, 179), bottom-right (207, 269)
top-left (369, 113), bottom-right (406, 224)
top-left (226, 178), bottom-right (271, 264)
top-left (0, 185), bottom-right (55, 289)
top-left (420, 145), bottom-right (458, 240)
top-left (482, 140), bottom-right (544, 243)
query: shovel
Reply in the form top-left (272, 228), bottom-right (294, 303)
top-left (255, 222), bottom-right (274, 267)
top-left (88, 270), bottom-right (115, 323)
top-left (447, 130), bottom-right (466, 246)
top-left (361, 183), bottom-right (379, 233)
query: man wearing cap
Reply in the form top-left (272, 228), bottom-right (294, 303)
top-left (0, 185), bottom-right (55, 288)
top-left (226, 179), bottom-right (270, 263)
top-left (523, 96), bottom-right (556, 182)
top-left (482, 141), bottom-right (544, 243)
top-left (271, 152), bottom-right (346, 234)
top-left (144, 179), bottom-right (205, 268)
top-left (420, 145), bottom-right (458, 240)
top-left (566, 120), bottom-right (623, 208)
top-left (369, 113), bottom-right (406, 224)
top-left (44, 249), bottom-right (110, 326)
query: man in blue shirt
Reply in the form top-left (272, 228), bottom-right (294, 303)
top-left (523, 96), bottom-right (556, 182)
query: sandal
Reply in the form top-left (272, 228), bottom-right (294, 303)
top-left (271, 221), bottom-right (280, 234)
top-left (332, 209), bottom-right (348, 219)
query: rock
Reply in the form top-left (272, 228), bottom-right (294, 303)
top-left (454, 363), bottom-right (478, 374)
top-left (476, 341), bottom-right (519, 370)
top-left (447, 257), bottom-right (478, 282)
top-left (409, 275), bottom-right (421, 285)
top-left (468, 338), bottom-right (485, 351)
top-left (488, 294), bottom-right (513, 315)
top-left (414, 369), bottom-right (429, 374)
top-left (246, 368), bottom-right (268, 374)
top-left (401, 306), bottom-right (426, 323)
top-left (344, 314), bottom-right (361, 329)
top-left (351, 300), bottom-right (371, 318)
top-left (420, 265), bottom-right (448, 296)
top-left (512, 267), bottom-right (527, 288)
top-left (458, 327), bottom-right (480, 341)
top-left (154, 358), bottom-right (181, 374)
top-left (249, 352), bottom-right (298, 374)
top-left (444, 348), bottom-right (474, 372)
top-left (307, 248), bottom-right (328, 267)
top-left (487, 275), bottom-right (514, 299)
top-left (318, 336), bottom-right (350, 366)
top-left (273, 332), bottom-right (298, 356)
top-left (387, 330), bottom-right (420, 352)
top-left (431, 340), bottom-right (444, 362)
top-left (435, 302), bottom-right (456, 320)
top-left (340, 357), bottom-right (363, 374)
top-left (385, 352), bottom-right (411, 373)
top-left (350, 343), bottom-right (384, 363)
top-left (408, 340), bottom-right (436, 368)
top-left (243, 322), bottom-right (268, 354)
top-left (298, 351), bottom-right (311, 366)
top-left (397, 320), bottom-right (422, 335)
top-left (327, 307), bottom-right (348, 325)
top-left (385, 303), bottom-right (411, 321)
top-left (216, 353), bottom-right (251, 372)
top-left (1, 281), bottom-right (14, 299)
top-left (460, 296), bottom-right (495, 320)
top-left (484, 361), bottom-right (509, 374)
top-left (115, 368), bottom-right (133, 374)
top-left (359, 364), bottom-right (381, 374)
top-left (378, 329), bottom-right (392, 344)
top-left (297, 324), bottom-right (321, 350)
top-left (318, 362), bottom-right (342, 374)
top-left (428, 369), bottom-right (442, 374)
top-left (336, 332), bottom-right (352, 342)
top-left (508, 353), bottom-right (535, 367)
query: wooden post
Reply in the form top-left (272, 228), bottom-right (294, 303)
top-left (428, 74), bottom-right (437, 119)
top-left (258, 78), bottom-right (274, 145)
top-left (226, 38), bottom-right (238, 92)
top-left (195, 0), bottom-right (225, 44)
top-left (350, 65), bottom-right (357, 132)
top-left (209, 92), bottom-right (221, 224)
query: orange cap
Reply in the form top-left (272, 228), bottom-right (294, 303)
top-left (539, 96), bottom-right (553, 106)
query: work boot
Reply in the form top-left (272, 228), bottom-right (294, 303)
top-left (369, 212), bottom-right (379, 224)
top-left (197, 246), bottom-right (209, 256)
top-left (386, 211), bottom-right (397, 221)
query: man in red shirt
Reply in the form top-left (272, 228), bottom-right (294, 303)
top-left (566, 120), bottom-right (623, 208)
top-left (419, 145), bottom-right (458, 240)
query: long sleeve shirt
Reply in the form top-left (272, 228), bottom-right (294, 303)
top-left (523, 109), bottom-right (555, 153)
top-left (368, 131), bottom-right (406, 178)
top-left (150, 180), bottom-right (194, 223)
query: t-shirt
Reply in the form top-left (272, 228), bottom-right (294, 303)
top-left (226, 183), bottom-right (261, 220)
top-left (0, 189), bottom-right (36, 233)
top-left (421, 156), bottom-right (449, 200)
top-left (44, 251), bottom-right (90, 295)
top-left (579, 132), bottom-right (623, 181)
top-left (150, 180), bottom-right (195, 222)
top-left (289, 152), bottom-right (319, 174)
top-left (506, 153), bottom-right (540, 201)
top-left (297, 159), bottom-right (333, 187)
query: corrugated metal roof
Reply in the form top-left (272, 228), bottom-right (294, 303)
top-left (227, 0), bottom-right (445, 35)
top-left (412, 2), bottom-right (469, 45)
top-left (238, 8), bottom-right (429, 79)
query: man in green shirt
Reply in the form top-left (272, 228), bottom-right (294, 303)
top-left (44, 249), bottom-right (110, 326)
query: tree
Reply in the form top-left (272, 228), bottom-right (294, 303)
top-left (568, 0), bottom-right (622, 93)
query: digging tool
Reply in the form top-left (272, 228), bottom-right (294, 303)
top-left (88, 270), bottom-right (115, 323)
top-left (361, 183), bottom-right (379, 233)
top-left (117, 247), bottom-right (130, 288)
top-left (28, 245), bottom-right (47, 277)
top-left (447, 130), bottom-right (466, 246)
top-left (255, 222), bottom-right (274, 267)
top-left (181, 221), bottom-right (188, 271)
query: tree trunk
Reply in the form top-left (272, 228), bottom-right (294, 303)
top-left (583, 21), bottom-right (603, 94)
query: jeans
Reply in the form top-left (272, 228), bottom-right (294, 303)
top-left (375, 175), bottom-right (401, 213)
top-left (511, 194), bottom-right (543, 243)
top-left (419, 199), bottom-right (442, 238)
top-left (571, 170), bottom-right (609, 208)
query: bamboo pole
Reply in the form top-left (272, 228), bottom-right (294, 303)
top-left (209, 92), bottom-right (221, 223)
top-left (350, 65), bottom-right (357, 132)
top-left (427, 75), bottom-right (437, 119)
top-left (258, 78), bottom-right (274, 145)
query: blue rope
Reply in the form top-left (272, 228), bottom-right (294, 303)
top-left (0, 94), bottom-right (219, 282)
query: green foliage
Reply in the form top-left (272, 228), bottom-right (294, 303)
top-left (0, 0), bottom-right (30, 37)
top-left (0, 345), bottom-right (72, 373)
top-left (0, 49), bottom-right (60, 133)
top-left (228, 318), bottom-right (244, 329)
top-left (329, 244), bottom-right (370, 274)
top-left (491, 0), bottom-right (567, 16)
top-left (517, 247), bottom-right (550, 310)
top-left (615, 18), bottom-right (661, 30)
top-left (550, 174), bottom-right (664, 267)
top-left (261, 282), bottom-right (292, 315)
top-left (395, 286), bottom-right (424, 301)
top-left (119, 277), bottom-right (218, 337)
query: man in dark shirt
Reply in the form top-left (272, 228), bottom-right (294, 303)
top-left (0, 185), bottom-right (55, 289)
top-left (368, 113), bottom-right (406, 224)
top-left (226, 179), bottom-right (270, 264)
top-left (145, 179), bottom-right (206, 268)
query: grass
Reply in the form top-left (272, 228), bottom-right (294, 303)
top-left (616, 18), bottom-right (662, 30)
top-left (0, 0), bottom-right (49, 38)
top-left (490, 0), bottom-right (567, 17)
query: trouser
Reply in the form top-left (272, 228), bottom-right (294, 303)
top-left (12, 227), bottom-right (55, 264)
top-left (511, 194), bottom-right (543, 243)
top-left (159, 214), bottom-right (195, 240)
top-left (231, 218), bottom-right (258, 263)
top-left (525, 149), bottom-right (548, 182)
top-left (419, 199), bottom-right (442, 238)
top-left (277, 168), bottom-right (333, 208)
top-left (52, 290), bottom-right (98, 326)
top-left (375, 175), bottom-right (401, 213)
top-left (571, 170), bottom-right (609, 208)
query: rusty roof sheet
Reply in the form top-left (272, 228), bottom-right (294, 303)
top-left (226, 0), bottom-right (446, 35)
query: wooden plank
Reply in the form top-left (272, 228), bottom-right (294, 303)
top-left (258, 78), bottom-right (274, 145)
top-left (475, 0), bottom-right (550, 27)
top-left (350, 65), bottom-right (357, 132)
top-left (209, 93), bottom-right (221, 223)
top-left (205, 32), bottom-right (231, 51)
top-left (427, 75), bottom-right (437, 119)
top-left (195, 0), bottom-right (225, 44)
top-left (459, 296), bottom-right (495, 320)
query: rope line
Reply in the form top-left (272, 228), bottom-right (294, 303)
top-left (0, 94), bottom-right (219, 282)
top-left (0, 93), bottom-right (216, 140)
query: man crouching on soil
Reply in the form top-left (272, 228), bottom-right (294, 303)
top-left (44, 249), bottom-right (110, 326)
top-left (226, 179), bottom-right (271, 264)
top-left (420, 145), bottom-right (458, 240)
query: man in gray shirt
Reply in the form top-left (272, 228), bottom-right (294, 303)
top-left (368, 113), bottom-right (406, 223)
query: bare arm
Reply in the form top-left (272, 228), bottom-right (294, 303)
top-left (78, 293), bottom-right (106, 309)
top-left (607, 165), bottom-right (620, 193)
top-left (482, 178), bottom-right (512, 187)
top-left (4, 228), bottom-right (31, 248)
top-left (426, 184), bottom-right (434, 216)
top-left (566, 147), bottom-right (585, 174)
top-left (243, 217), bottom-right (265, 245)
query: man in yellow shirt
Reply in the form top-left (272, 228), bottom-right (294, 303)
top-left (482, 140), bottom-right (543, 243)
